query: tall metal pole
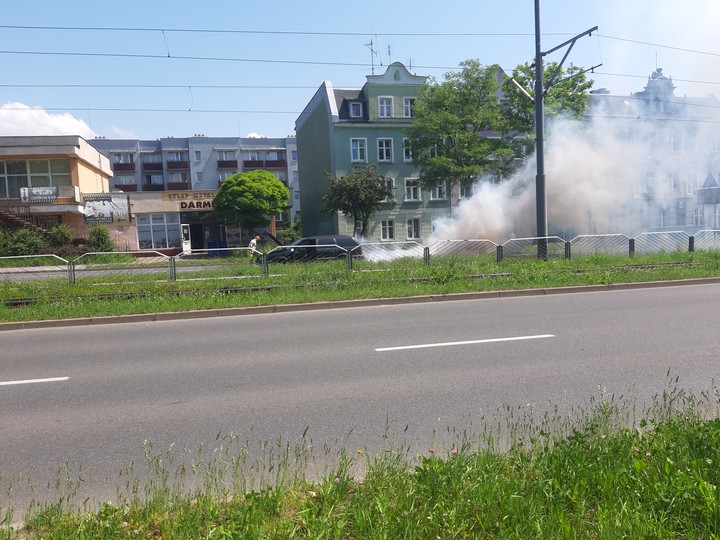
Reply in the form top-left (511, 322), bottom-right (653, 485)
top-left (534, 0), bottom-right (548, 259)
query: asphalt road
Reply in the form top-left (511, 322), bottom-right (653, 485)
top-left (2, 282), bottom-right (720, 514)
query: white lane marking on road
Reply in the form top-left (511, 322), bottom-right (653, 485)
top-left (375, 334), bottom-right (555, 352)
top-left (0, 376), bottom-right (69, 387)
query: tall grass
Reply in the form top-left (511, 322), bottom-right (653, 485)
top-left (4, 377), bottom-right (720, 538)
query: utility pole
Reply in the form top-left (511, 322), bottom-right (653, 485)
top-left (533, 0), bottom-right (599, 259)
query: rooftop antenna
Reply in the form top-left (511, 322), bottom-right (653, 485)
top-left (365, 37), bottom-right (379, 74)
top-left (387, 45), bottom-right (392, 64)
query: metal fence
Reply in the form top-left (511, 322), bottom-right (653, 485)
top-left (2, 230), bottom-right (720, 285)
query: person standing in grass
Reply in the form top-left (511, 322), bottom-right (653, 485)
top-left (248, 234), bottom-right (261, 257)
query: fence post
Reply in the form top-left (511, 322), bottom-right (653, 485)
top-left (169, 257), bottom-right (176, 281)
top-left (423, 246), bottom-right (430, 265)
top-left (689, 235), bottom-right (695, 253)
top-left (346, 251), bottom-right (353, 270)
top-left (261, 253), bottom-right (269, 277)
top-left (565, 241), bottom-right (571, 260)
top-left (629, 238), bottom-right (635, 258)
top-left (67, 261), bottom-right (76, 285)
top-left (496, 244), bottom-right (503, 263)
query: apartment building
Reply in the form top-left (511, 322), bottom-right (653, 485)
top-left (89, 136), bottom-right (299, 252)
top-left (296, 62), bottom-right (455, 242)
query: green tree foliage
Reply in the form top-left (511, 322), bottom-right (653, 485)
top-left (502, 61), bottom-right (594, 136)
top-left (323, 164), bottom-right (391, 238)
top-left (407, 59), bottom-right (593, 191)
top-left (85, 224), bottom-right (116, 252)
top-left (48, 223), bottom-right (74, 248)
top-left (0, 227), bottom-right (48, 256)
top-left (214, 170), bottom-right (290, 231)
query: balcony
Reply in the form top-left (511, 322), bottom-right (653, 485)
top-left (168, 182), bottom-right (190, 191)
top-left (265, 159), bottom-right (287, 169)
top-left (217, 159), bottom-right (238, 169)
top-left (243, 159), bottom-right (264, 169)
top-left (142, 162), bottom-right (163, 172)
top-left (115, 184), bottom-right (138, 192)
top-left (167, 160), bottom-right (189, 170)
top-left (113, 162), bottom-right (136, 172)
top-left (143, 184), bottom-right (165, 192)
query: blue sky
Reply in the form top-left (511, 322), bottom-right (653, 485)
top-left (0, 0), bottom-right (718, 140)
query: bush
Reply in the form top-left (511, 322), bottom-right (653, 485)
top-left (84, 225), bottom-right (116, 252)
top-left (275, 218), bottom-right (302, 246)
top-left (48, 223), bottom-right (74, 248)
top-left (0, 227), bottom-right (49, 256)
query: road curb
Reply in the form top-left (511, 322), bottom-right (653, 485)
top-left (2, 277), bottom-right (720, 331)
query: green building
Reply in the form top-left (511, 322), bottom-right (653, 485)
top-left (296, 62), bottom-right (455, 242)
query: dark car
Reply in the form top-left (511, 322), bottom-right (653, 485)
top-left (260, 235), bottom-right (362, 263)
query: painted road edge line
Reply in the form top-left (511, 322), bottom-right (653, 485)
top-left (0, 376), bottom-right (70, 387)
top-left (375, 334), bottom-right (556, 352)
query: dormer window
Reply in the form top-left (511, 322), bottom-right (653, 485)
top-left (350, 101), bottom-right (363, 119)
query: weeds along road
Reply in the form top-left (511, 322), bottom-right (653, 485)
top-left (1, 282), bottom-right (719, 513)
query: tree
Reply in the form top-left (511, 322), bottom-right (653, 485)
top-left (407, 59), bottom-right (593, 191)
top-left (407, 60), bottom-right (515, 192)
top-left (213, 170), bottom-right (290, 232)
top-left (322, 164), bottom-right (391, 238)
top-left (502, 61), bottom-right (594, 135)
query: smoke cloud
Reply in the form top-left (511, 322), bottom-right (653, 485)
top-left (430, 80), bottom-right (720, 243)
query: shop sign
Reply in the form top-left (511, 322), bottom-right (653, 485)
top-left (20, 186), bottom-right (59, 203)
top-left (161, 191), bottom-right (217, 211)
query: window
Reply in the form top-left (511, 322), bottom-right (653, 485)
top-left (383, 177), bottom-right (396, 202)
top-left (668, 133), bottom-right (680, 153)
top-left (351, 138), bottom-right (367, 162)
top-left (686, 172), bottom-right (698, 196)
top-left (378, 138), bottom-right (393, 162)
top-left (291, 150), bottom-right (298, 162)
top-left (668, 172), bottom-right (680, 191)
top-left (194, 151), bottom-right (202, 163)
top-left (403, 138), bottom-right (412, 162)
top-left (378, 97), bottom-right (393, 118)
top-left (218, 171), bottom-right (235, 183)
top-left (196, 172), bottom-right (203, 184)
top-left (144, 174), bottom-right (164, 186)
top-left (113, 153), bottom-right (134, 164)
top-left (136, 213), bottom-right (182, 250)
top-left (167, 151), bottom-right (188, 162)
top-left (294, 191), bottom-right (300, 201)
top-left (405, 178), bottom-right (421, 201)
top-left (0, 158), bottom-right (71, 198)
top-left (350, 102), bottom-right (363, 118)
top-left (169, 172), bottom-right (188, 183)
top-left (381, 219), bottom-right (395, 240)
top-left (244, 151), bottom-right (260, 161)
top-left (218, 150), bottom-right (235, 161)
top-left (407, 218), bottom-right (421, 239)
top-left (460, 184), bottom-right (473, 199)
top-left (403, 97), bottom-right (415, 118)
top-left (431, 182), bottom-right (447, 200)
top-left (114, 175), bottom-right (135, 186)
top-left (142, 153), bottom-right (162, 164)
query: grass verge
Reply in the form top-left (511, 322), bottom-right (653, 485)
top-left (2, 379), bottom-right (719, 538)
top-left (2, 250), bottom-right (720, 323)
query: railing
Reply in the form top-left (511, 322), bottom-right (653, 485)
top-left (2, 231), bottom-right (720, 285)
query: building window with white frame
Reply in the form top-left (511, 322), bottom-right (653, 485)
top-left (383, 177), bottom-right (395, 202)
top-left (351, 138), bottom-right (367, 162)
top-left (378, 138), bottom-right (393, 162)
top-left (194, 150), bottom-right (202, 163)
top-left (405, 178), bottom-right (421, 201)
top-left (403, 138), bottom-right (412, 162)
top-left (407, 217), bottom-right (421, 239)
top-left (431, 182), bottom-right (447, 200)
top-left (113, 153), bottom-right (134, 164)
top-left (403, 97), bottom-right (415, 118)
top-left (667, 172), bottom-right (680, 191)
top-left (350, 101), bottom-right (363, 118)
top-left (381, 219), bottom-right (395, 240)
top-left (136, 213), bottom-right (182, 250)
top-left (114, 175), bottom-right (135, 186)
top-left (459, 184), bottom-right (473, 199)
top-left (378, 97), bottom-right (393, 118)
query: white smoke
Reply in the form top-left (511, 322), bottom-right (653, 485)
top-left (429, 89), bottom-right (719, 243)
